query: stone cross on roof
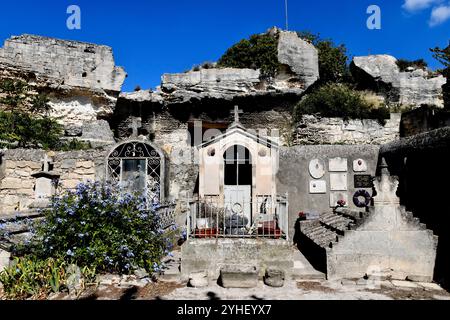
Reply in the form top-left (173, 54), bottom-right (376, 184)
top-left (129, 117), bottom-right (142, 138)
top-left (40, 154), bottom-right (52, 172)
top-left (230, 105), bottom-right (243, 125)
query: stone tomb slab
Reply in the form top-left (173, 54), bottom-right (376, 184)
top-left (309, 180), bottom-right (326, 194)
top-left (330, 173), bottom-right (348, 191)
top-left (329, 158), bottom-right (348, 172)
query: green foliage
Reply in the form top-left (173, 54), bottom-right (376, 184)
top-left (294, 83), bottom-right (390, 124)
top-left (55, 139), bottom-right (92, 151)
top-left (0, 79), bottom-right (28, 111)
top-left (25, 181), bottom-right (170, 275)
top-left (430, 43), bottom-right (450, 109)
top-left (217, 33), bottom-right (280, 77)
top-left (0, 111), bottom-right (63, 149)
top-left (0, 79), bottom-right (62, 149)
top-left (0, 257), bottom-right (66, 299)
top-left (297, 31), bottom-right (349, 84)
top-left (396, 58), bottom-right (428, 72)
top-left (0, 256), bottom-right (97, 300)
top-left (30, 93), bottom-right (52, 115)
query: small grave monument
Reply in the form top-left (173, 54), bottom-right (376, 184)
top-left (30, 154), bottom-right (60, 208)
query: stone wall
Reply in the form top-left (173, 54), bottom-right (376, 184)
top-left (0, 149), bottom-right (107, 216)
top-left (277, 145), bottom-right (380, 240)
top-left (53, 149), bottom-right (108, 190)
top-left (294, 113), bottom-right (401, 145)
top-left (0, 149), bottom-right (45, 214)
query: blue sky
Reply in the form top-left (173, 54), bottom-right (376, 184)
top-left (0, 0), bottom-right (449, 92)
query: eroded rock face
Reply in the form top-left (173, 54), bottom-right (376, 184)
top-left (160, 68), bottom-right (262, 104)
top-left (277, 31), bottom-right (319, 90)
top-left (352, 55), bottom-right (446, 107)
top-left (0, 34), bottom-right (126, 92)
top-left (0, 34), bottom-right (126, 128)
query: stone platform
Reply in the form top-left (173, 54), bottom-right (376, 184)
top-left (180, 238), bottom-right (323, 283)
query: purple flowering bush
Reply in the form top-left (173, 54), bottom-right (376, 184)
top-left (27, 181), bottom-right (170, 274)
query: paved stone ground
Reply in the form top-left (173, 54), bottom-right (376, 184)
top-left (160, 279), bottom-right (450, 301)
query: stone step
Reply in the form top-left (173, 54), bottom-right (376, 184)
top-left (158, 251), bottom-right (181, 281)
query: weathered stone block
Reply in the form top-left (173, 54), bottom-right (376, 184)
top-left (220, 265), bottom-right (258, 288)
top-left (189, 271), bottom-right (209, 288)
top-left (264, 268), bottom-right (285, 287)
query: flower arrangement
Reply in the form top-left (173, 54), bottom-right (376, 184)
top-left (337, 199), bottom-right (347, 207)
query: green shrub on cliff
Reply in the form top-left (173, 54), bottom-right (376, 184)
top-left (217, 33), bottom-right (280, 78)
top-left (0, 79), bottom-right (62, 149)
top-left (297, 31), bottom-right (350, 84)
top-left (294, 83), bottom-right (390, 124)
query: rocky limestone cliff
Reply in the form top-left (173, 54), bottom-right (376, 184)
top-left (351, 55), bottom-right (446, 108)
top-left (0, 34), bottom-right (127, 126)
top-left (123, 30), bottom-right (320, 107)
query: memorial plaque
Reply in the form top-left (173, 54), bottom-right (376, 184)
top-left (353, 159), bottom-right (368, 172)
top-left (309, 180), bottom-right (326, 194)
top-left (330, 192), bottom-right (349, 207)
top-left (309, 159), bottom-right (325, 179)
top-left (354, 175), bottom-right (373, 188)
top-left (329, 158), bottom-right (348, 172)
top-left (330, 173), bottom-right (348, 191)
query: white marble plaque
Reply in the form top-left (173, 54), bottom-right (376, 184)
top-left (330, 173), bottom-right (348, 191)
top-left (309, 180), bottom-right (326, 194)
top-left (353, 159), bottom-right (368, 172)
top-left (35, 177), bottom-right (53, 199)
top-left (309, 159), bottom-right (325, 179)
top-left (330, 192), bottom-right (349, 207)
top-left (329, 157), bottom-right (348, 172)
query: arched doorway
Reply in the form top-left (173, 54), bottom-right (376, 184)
top-left (106, 140), bottom-right (165, 205)
top-left (223, 145), bottom-right (252, 225)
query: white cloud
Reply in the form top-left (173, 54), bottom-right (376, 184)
top-left (429, 4), bottom-right (450, 25)
top-left (402, 0), bottom-right (442, 12)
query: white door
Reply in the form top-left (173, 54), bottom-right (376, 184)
top-left (224, 185), bottom-right (252, 227)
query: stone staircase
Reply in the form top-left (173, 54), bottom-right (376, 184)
top-left (299, 208), bottom-right (361, 250)
top-left (298, 205), bottom-right (433, 276)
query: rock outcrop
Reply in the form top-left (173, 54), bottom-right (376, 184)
top-left (0, 34), bottom-right (127, 127)
top-left (351, 55), bottom-right (446, 108)
top-left (160, 68), bottom-right (262, 104)
top-left (125, 30), bottom-right (320, 107)
top-left (276, 30), bottom-right (319, 90)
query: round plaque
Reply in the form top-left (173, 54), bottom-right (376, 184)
top-left (309, 159), bottom-right (325, 179)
